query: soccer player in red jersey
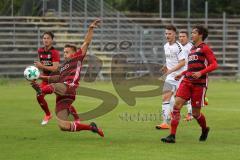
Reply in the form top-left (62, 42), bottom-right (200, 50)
top-left (34, 31), bottom-right (60, 125)
top-left (161, 25), bottom-right (218, 143)
top-left (31, 19), bottom-right (104, 137)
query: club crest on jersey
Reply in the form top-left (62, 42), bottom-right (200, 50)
top-left (60, 64), bottom-right (70, 73)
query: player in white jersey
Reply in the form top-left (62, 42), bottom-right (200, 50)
top-left (179, 30), bottom-right (193, 121)
top-left (156, 25), bottom-right (187, 129)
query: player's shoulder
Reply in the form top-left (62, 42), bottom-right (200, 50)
top-left (50, 47), bottom-right (60, 54)
top-left (186, 42), bottom-right (193, 48)
top-left (70, 48), bottom-right (84, 59)
top-left (164, 42), bottom-right (169, 48)
top-left (175, 41), bottom-right (184, 53)
top-left (50, 46), bottom-right (58, 51)
top-left (200, 43), bottom-right (212, 51)
top-left (183, 42), bottom-right (193, 51)
top-left (175, 41), bottom-right (183, 48)
top-left (38, 47), bottom-right (44, 52)
top-left (197, 43), bottom-right (214, 55)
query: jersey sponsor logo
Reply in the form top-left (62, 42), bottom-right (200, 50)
top-left (188, 55), bottom-right (198, 62)
top-left (60, 64), bottom-right (70, 73)
top-left (41, 60), bottom-right (52, 66)
top-left (40, 53), bottom-right (52, 59)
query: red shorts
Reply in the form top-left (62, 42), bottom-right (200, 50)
top-left (54, 84), bottom-right (77, 113)
top-left (39, 80), bottom-right (49, 89)
top-left (176, 81), bottom-right (207, 108)
top-left (55, 95), bottom-right (76, 113)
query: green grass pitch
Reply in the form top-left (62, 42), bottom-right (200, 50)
top-left (0, 79), bottom-right (240, 160)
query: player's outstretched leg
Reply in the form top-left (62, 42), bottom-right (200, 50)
top-left (31, 81), bottom-right (42, 95)
top-left (56, 109), bottom-right (104, 137)
top-left (69, 105), bottom-right (80, 123)
top-left (89, 122), bottom-right (104, 137)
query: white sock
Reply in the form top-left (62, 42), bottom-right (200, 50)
top-left (170, 95), bottom-right (175, 112)
top-left (162, 102), bottom-right (171, 124)
top-left (186, 101), bottom-right (192, 115)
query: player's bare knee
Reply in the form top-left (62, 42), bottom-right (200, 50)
top-left (192, 109), bottom-right (201, 118)
top-left (174, 97), bottom-right (185, 109)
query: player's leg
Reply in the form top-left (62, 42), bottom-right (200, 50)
top-left (161, 81), bottom-right (190, 143)
top-left (184, 100), bottom-right (193, 121)
top-left (191, 86), bottom-right (209, 141)
top-left (55, 97), bottom-right (104, 137)
top-left (156, 81), bottom-right (174, 129)
top-left (161, 97), bottom-right (186, 143)
top-left (169, 94), bottom-right (175, 113)
top-left (31, 81), bottom-right (54, 125)
top-left (161, 90), bottom-right (173, 128)
top-left (69, 105), bottom-right (80, 122)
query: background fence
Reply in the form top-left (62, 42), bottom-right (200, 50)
top-left (0, 0), bottom-right (240, 80)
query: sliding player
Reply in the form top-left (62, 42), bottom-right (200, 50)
top-left (31, 19), bottom-right (104, 137)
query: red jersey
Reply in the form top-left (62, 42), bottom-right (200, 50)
top-left (182, 43), bottom-right (218, 86)
top-left (38, 46), bottom-right (60, 76)
top-left (58, 49), bottom-right (85, 87)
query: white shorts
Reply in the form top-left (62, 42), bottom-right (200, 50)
top-left (163, 79), bottom-right (179, 93)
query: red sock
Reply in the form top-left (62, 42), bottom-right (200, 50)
top-left (36, 94), bottom-right (51, 116)
top-left (170, 107), bottom-right (181, 135)
top-left (70, 122), bottom-right (92, 132)
top-left (195, 113), bottom-right (207, 131)
top-left (69, 105), bottom-right (80, 121)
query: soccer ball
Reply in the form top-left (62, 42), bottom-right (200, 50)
top-left (23, 66), bottom-right (40, 81)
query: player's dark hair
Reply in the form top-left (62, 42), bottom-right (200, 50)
top-left (64, 44), bottom-right (77, 52)
top-left (165, 25), bottom-right (177, 33)
top-left (42, 31), bottom-right (54, 39)
top-left (192, 25), bottom-right (208, 41)
top-left (179, 30), bottom-right (188, 37)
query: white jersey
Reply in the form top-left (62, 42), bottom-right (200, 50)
top-left (182, 42), bottom-right (193, 70)
top-left (164, 41), bottom-right (187, 82)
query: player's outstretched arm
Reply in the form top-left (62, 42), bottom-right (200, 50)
top-left (81, 19), bottom-right (101, 56)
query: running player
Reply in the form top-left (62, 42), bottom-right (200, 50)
top-left (34, 31), bottom-right (60, 125)
top-left (156, 25), bottom-right (187, 129)
top-left (161, 25), bottom-right (218, 143)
